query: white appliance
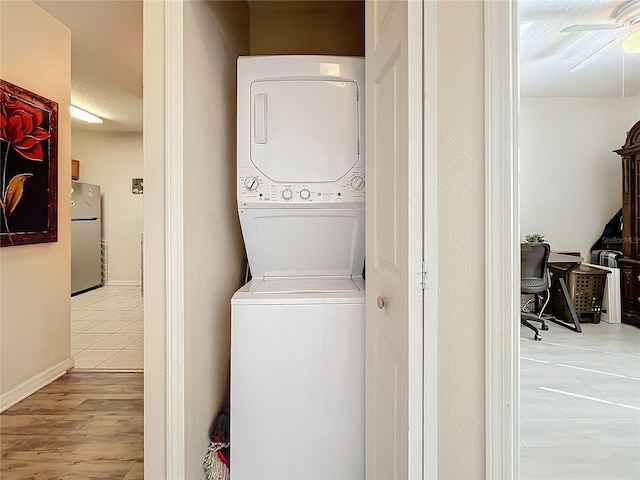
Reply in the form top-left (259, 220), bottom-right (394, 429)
top-left (71, 181), bottom-right (102, 295)
top-left (231, 55), bottom-right (366, 479)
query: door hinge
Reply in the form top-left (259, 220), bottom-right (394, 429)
top-left (420, 260), bottom-right (426, 290)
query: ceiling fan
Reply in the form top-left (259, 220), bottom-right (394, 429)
top-left (561, 0), bottom-right (640, 72)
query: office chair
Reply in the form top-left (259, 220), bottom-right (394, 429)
top-left (521, 242), bottom-right (552, 341)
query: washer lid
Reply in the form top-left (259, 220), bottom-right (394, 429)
top-left (238, 207), bottom-right (366, 279)
top-left (249, 79), bottom-right (360, 183)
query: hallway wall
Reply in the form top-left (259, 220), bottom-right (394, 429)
top-left (0, 0), bottom-right (73, 410)
top-left (437, 1), bottom-right (486, 478)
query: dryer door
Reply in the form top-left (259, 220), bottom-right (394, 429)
top-left (250, 80), bottom-right (360, 183)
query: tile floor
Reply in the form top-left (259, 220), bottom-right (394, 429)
top-left (520, 320), bottom-right (640, 480)
top-left (71, 285), bottom-right (143, 370)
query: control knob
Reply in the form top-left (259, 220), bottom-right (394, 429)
top-left (350, 175), bottom-right (365, 191)
top-left (300, 188), bottom-right (311, 200)
top-left (282, 189), bottom-right (293, 200)
top-left (243, 176), bottom-right (259, 191)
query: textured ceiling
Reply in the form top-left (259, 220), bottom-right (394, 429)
top-left (35, 0), bottom-right (142, 133)
top-left (34, 0), bottom-right (638, 135)
top-left (519, 0), bottom-right (640, 97)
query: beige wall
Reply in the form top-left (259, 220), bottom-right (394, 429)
top-left (71, 132), bottom-right (144, 284)
top-left (0, 1), bottom-right (72, 406)
top-left (144, 1), bottom-right (250, 477)
top-left (250, 2), bottom-right (363, 56)
top-left (437, 1), bottom-right (486, 478)
top-left (520, 97), bottom-right (639, 258)
top-left (183, 1), bottom-right (249, 477)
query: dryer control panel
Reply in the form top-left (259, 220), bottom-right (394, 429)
top-left (238, 167), bottom-right (365, 205)
top-left (237, 56), bottom-right (365, 208)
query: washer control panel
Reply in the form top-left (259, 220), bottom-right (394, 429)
top-left (238, 167), bottom-right (365, 204)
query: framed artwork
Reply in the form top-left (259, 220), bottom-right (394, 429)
top-left (132, 178), bottom-right (143, 194)
top-left (0, 79), bottom-right (58, 247)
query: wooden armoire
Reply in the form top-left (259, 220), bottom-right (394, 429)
top-left (615, 119), bottom-right (640, 328)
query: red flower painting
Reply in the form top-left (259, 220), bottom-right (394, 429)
top-left (0, 80), bottom-right (58, 247)
top-left (1, 90), bottom-right (51, 161)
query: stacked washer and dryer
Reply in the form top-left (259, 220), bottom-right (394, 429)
top-left (230, 56), bottom-right (366, 479)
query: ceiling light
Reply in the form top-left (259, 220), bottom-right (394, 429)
top-left (70, 105), bottom-right (103, 124)
top-left (623, 31), bottom-right (640, 53)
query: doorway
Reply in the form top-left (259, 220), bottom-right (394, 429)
top-left (146, 1), bottom-right (437, 478)
top-left (514, 1), bottom-right (640, 478)
top-left (35, 1), bottom-right (146, 371)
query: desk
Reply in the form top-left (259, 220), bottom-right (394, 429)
top-left (547, 253), bottom-right (583, 333)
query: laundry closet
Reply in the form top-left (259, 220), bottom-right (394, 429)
top-left (235, 4), bottom-right (366, 478)
top-left (144, 1), bottom-right (366, 478)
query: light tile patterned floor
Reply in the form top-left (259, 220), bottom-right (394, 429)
top-left (520, 321), bottom-right (640, 480)
top-left (71, 286), bottom-right (143, 370)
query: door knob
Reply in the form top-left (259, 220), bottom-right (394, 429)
top-left (376, 296), bottom-right (387, 310)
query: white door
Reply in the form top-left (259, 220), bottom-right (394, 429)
top-left (365, 0), bottom-right (424, 479)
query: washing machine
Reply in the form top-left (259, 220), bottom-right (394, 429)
top-left (231, 56), bottom-right (366, 479)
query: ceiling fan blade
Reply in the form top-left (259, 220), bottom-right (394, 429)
top-left (561, 23), bottom-right (623, 32)
top-left (569, 35), bottom-right (626, 72)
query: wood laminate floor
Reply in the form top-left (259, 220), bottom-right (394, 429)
top-left (0, 372), bottom-right (143, 480)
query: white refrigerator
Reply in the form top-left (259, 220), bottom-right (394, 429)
top-left (71, 181), bottom-right (102, 295)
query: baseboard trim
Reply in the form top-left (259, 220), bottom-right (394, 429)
top-left (69, 368), bottom-right (143, 373)
top-left (106, 281), bottom-right (142, 287)
top-left (1, 357), bottom-right (74, 412)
